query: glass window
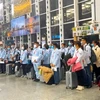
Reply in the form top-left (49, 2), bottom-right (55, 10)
top-left (51, 26), bottom-right (60, 40)
top-left (63, 0), bottom-right (73, 7)
top-left (64, 23), bottom-right (74, 39)
top-left (51, 11), bottom-right (59, 25)
top-left (39, 0), bottom-right (46, 14)
top-left (31, 34), bottom-right (36, 44)
top-left (63, 6), bottom-right (74, 23)
top-left (78, 0), bottom-right (85, 2)
top-left (31, 4), bottom-right (36, 16)
top-left (23, 35), bottom-right (28, 44)
top-left (79, 20), bottom-right (91, 26)
top-left (31, 0), bottom-right (35, 4)
top-left (50, 0), bottom-right (58, 10)
top-left (40, 14), bottom-right (46, 28)
top-left (40, 28), bottom-right (47, 40)
top-left (79, 1), bottom-right (91, 19)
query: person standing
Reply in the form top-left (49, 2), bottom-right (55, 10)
top-left (50, 43), bottom-right (61, 85)
top-left (42, 44), bottom-right (51, 68)
top-left (81, 37), bottom-right (92, 88)
top-left (32, 42), bottom-right (42, 82)
top-left (0, 44), bottom-right (6, 73)
top-left (92, 40), bottom-right (100, 80)
top-left (20, 44), bottom-right (28, 78)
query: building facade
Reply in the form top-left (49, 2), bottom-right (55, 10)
top-left (0, 0), bottom-right (98, 47)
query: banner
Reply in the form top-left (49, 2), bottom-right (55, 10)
top-left (11, 16), bottom-right (27, 36)
top-left (14, 0), bottom-right (31, 18)
top-left (25, 16), bottom-right (40, 34)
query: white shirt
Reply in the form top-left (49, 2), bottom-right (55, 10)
top-left (73, 48), bottom-right (85, 69)
top-left (83, 44), bottom-right (91, 64)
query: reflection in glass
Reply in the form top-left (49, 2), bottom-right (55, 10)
top-left (63, 6), bottom-right (74, 23)
top-left (51, 11), bottom-right (59, 25)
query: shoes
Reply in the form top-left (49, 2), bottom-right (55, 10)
top-left (21, 75), bottom-right (24, 78)
top-left (86, 85), bottom-right (92, 88)
top-left (76, 86), bottom-right (84, 91)
top-left (34, 79), bottom-right (40, 82)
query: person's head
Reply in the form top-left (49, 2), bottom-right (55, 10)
top-left (11, 43), bottom-right (15, 49)
top-left (74, 41), bottom-right (81, 50)
top-left (7, 45), bottom-right (11, 51)
top-left (92, 40), bottom-right (99, 47)
top-left (81, 37), bottom-right (87, 45)
top-left (44, 44), bottom-right (49, 49)
top-left (68, 41), bottom-right (73, 47)
top-left (34, 42), bottom-right (39, 48)
top-left (23, 44), bottom-right (28, 50)
top-left (61, 43), bottom-right (65, 48)
top-left (0, 44), bottom-right (3, 49)
top-left (52, 43), bottom-right (58, 49)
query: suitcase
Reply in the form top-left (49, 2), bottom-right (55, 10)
top-left (6, 64), bottom-right (13, 75)
top-left (66, 70), bottom-right (78, 89)
top-left (59, 66), bottom-right (65, 80)
top-left (15, 65), bottom-right (23, 77)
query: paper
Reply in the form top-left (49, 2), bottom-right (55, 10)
top-left (32, 56), bottom-right (39, 62)
top-left (0, 61), bottom-right (4, 64)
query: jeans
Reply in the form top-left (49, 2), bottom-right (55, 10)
top-left (85, 64), bottom-right (92, 86)
top-left (54, 68), bottom-right (60, 84)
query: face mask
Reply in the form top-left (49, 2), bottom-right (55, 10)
top-left (34, 45), bottom-right (37, 48)
top-left (91, 44), bottom-right (94, 47)
top-left (68, 42), bottom-right (72, 46)
top-left (21, 47), bottom-right (24, 50)
top-left (0, 46), bottom-right (3, 49)
top-left (7, 48), bottom-right (10, 50)
top-left (51, 46), bottom-right (54, 49)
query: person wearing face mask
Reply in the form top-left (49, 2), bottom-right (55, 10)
top-left (5, 46), bottom-right (13, 75)
top-left (0, 44), bottom-right (6, 74)
top-left (92, 40), bottom-right (100, 81)
top-left (42, 44), bottom-right (51, 68)
top-left (50, 43), bottom-right (61, 85)
top-left (65, 41), bottom-right (75, 57)
top-left (31, 42), bottom-right (42, 82)
top-left (20, 44), bottom-right (28, 78)
top-left (73, 41), bottom-right (87, 91)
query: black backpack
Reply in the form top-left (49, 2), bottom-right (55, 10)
top-left (90, 48), bottom-right (97, 63)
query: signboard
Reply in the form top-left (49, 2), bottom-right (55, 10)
top-left (25, 16), bottom-right (40, 34)
top-left (72, 23), bottom-right (100, 37)
top-left (11, 16), bottom-right (27, 36)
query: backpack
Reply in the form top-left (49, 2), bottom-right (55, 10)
top-left (85, 44), bottom-right (97, 63)
top-left (90, 48), bottom-right (97, 63)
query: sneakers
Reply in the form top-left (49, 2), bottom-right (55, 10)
top-left (76, 86), bottom-right (84, 91)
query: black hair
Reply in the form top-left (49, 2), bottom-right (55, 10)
top-left (81, 37), bottom-right (87, 42)
top-left (24, 44), bottom-right (28, 50)
top-left (52, 43), bottom-right (58, 48)
top-left (93, 40), bottom-right (99, 45)
top-left (44, 44), bottom-right (49, 49)
top-left (34, 42), bottom-right (39, 45)
top-left (74, 41), bottom-right (81, 48)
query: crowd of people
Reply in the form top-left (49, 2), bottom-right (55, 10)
top-left (0, 37), bottom-right (100, 91)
